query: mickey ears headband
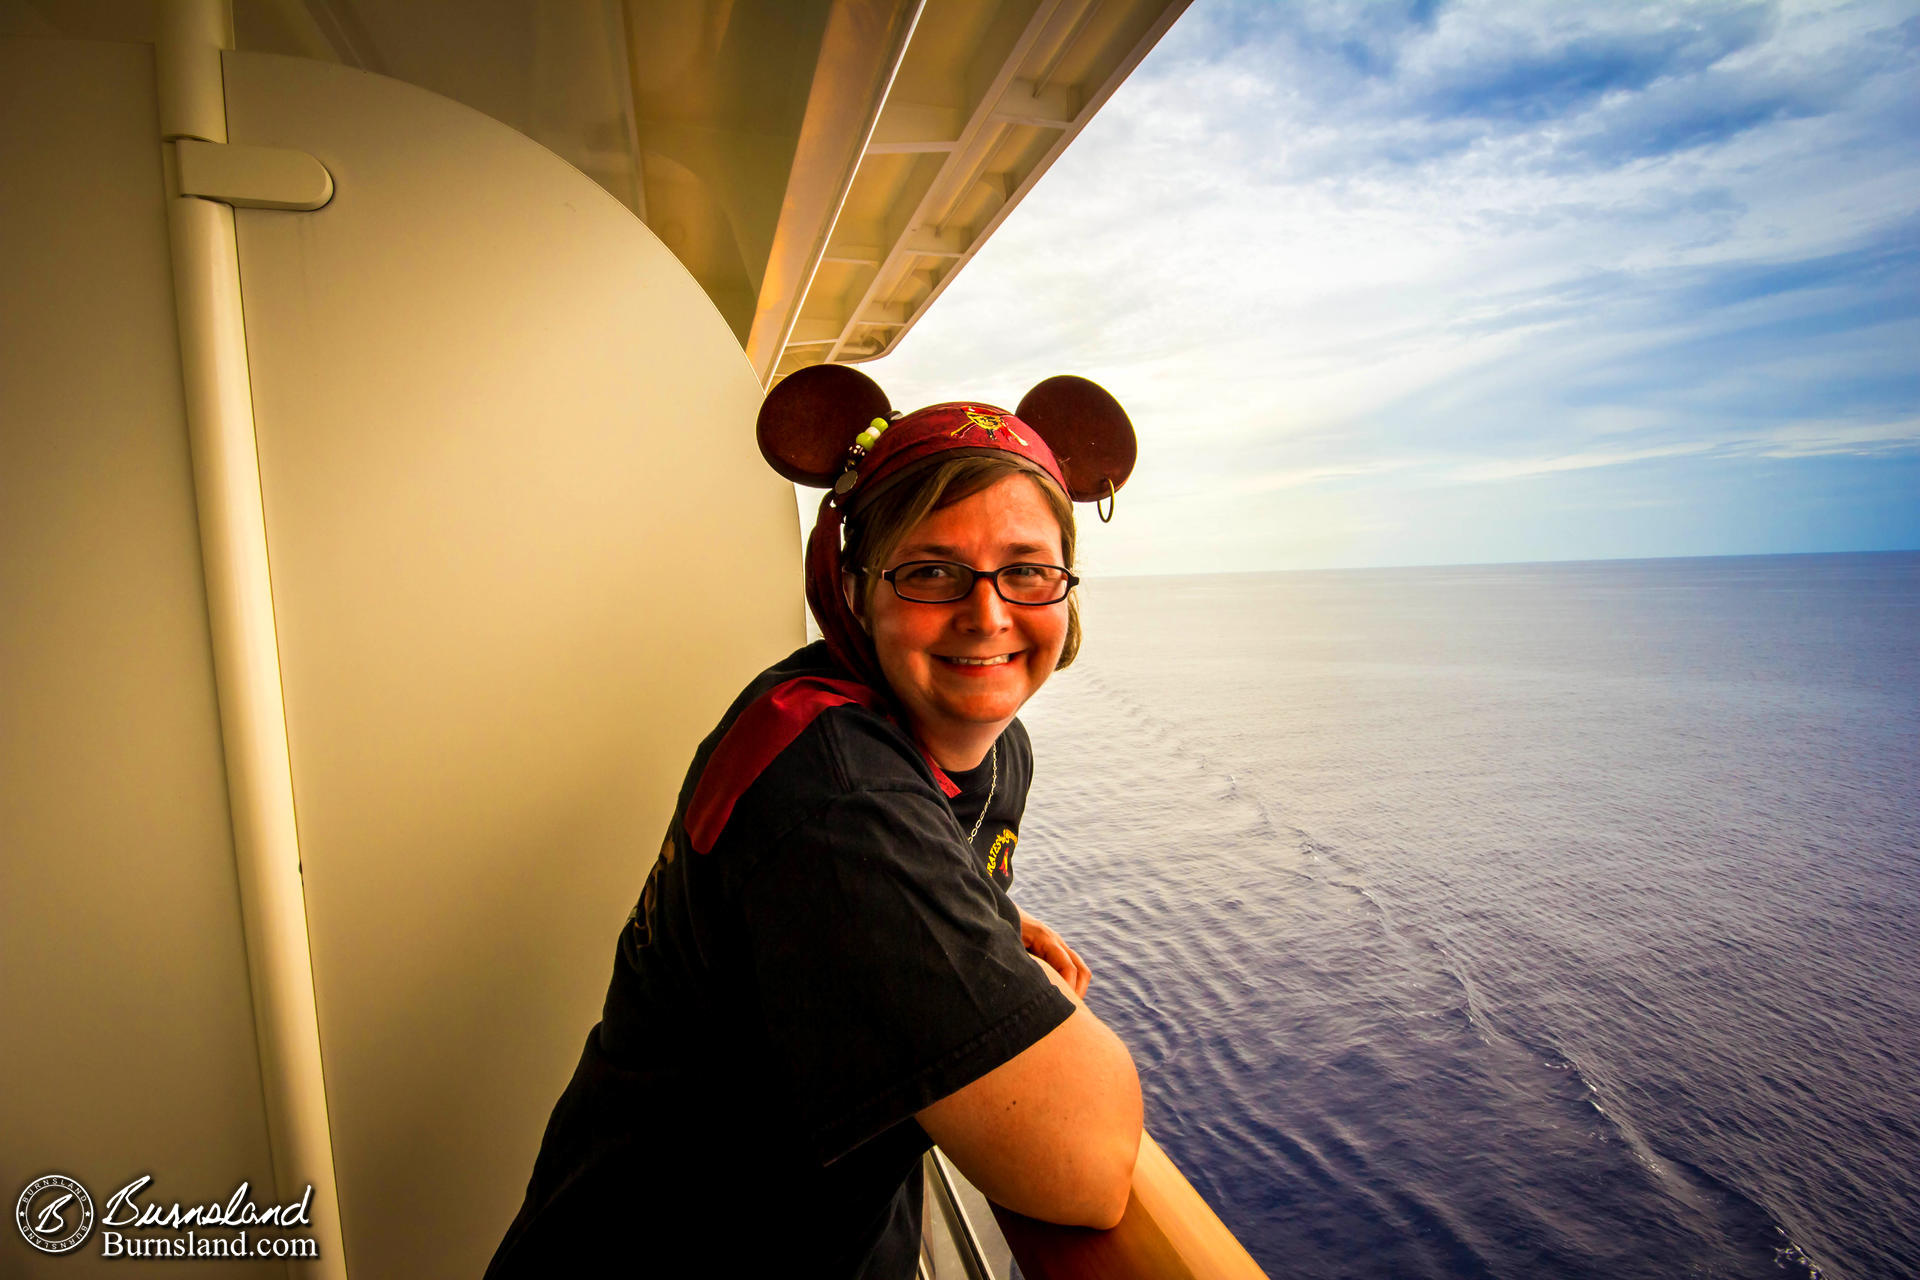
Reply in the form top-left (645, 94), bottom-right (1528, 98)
top-left (756, 363), bottom-right (1138, 506)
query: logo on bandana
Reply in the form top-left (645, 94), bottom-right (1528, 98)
top-left (950, 406), bottom-right (1029, 447)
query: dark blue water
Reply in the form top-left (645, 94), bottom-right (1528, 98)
top-left (1013, 552), bottom-right (1920, 1280)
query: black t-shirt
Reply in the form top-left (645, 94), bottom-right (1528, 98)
top-left (486, 643), bottom-right (1074, 1278)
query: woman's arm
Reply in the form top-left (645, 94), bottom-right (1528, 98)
top-left (916, 955), bottom-right (1143, 1229)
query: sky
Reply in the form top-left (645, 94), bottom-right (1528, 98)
top-left (856, 0), bottom-right (1920, 575)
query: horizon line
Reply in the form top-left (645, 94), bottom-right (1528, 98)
top-left (1088, 547), bottom-right (1920, 581)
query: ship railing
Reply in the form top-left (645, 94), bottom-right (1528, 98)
top-left (920, 1132), bottom-right (1270, 1280)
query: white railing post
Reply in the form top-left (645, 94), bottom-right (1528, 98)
top-left (156, 2), bottom-right (349, 1273)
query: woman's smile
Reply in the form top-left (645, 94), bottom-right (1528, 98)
top-left (937, 652), bottom-right (1017, 668)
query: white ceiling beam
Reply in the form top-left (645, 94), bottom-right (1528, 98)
top-left (860, 302), bottom-right (910, 326)
top-left (822, 242), bottom-right (886, 265)
top-left (969, 172), bottom-right (1010, 221)
top-left (788, 318), bottom-right (848, 345)
top-left (839, 334), bottom-right (889, 356)
top-left (899, 225), bottom-right (973, 258)
top-left (991, 76), bottom-right (1079, 128)
top-left (866, 99), bottom-right (965, 153)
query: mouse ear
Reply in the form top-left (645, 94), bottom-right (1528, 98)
top-left (757, 364), bottom-right (893, 486)
top-left (1016, 375), bottom-right (1137, 503)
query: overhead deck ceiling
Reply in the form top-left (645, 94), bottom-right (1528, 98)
top-left (781, 0), bottom-right (1191, 380)
top-left (7, 0), bottom-right (1190, 384)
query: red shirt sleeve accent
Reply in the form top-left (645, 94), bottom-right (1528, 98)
top-left (684, 677), bottom-right (959, 853)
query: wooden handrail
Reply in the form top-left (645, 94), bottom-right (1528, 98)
top-left (989, 1133), bottom-right (1269, 1280)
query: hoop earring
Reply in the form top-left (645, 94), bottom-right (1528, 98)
top-left (1096, 478), bottom-right (1116, 524)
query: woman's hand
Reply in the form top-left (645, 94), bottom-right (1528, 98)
top-left (1018, 907), bottom-right (1091, 998)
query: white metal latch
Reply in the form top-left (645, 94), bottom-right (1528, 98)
top-left (174, 138), bottom-right (334, 211)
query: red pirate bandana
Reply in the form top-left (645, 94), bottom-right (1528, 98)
top-left (838, 401), bottom-right (1061, 508)
top-left (758, 365), bottom-right (1136, 691)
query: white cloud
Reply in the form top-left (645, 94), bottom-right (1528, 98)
top-left (1747, 417), bottom-right (1920, 456)
top-left (862, 0), bottom-right (1920, 569)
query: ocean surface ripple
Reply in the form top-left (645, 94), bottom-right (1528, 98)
top-left (1014, 553), bottom-right (1919, 1280)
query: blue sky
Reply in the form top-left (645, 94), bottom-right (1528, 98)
top-left (860, 0), bottom-right (1920, 574)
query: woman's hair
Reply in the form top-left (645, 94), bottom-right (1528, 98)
top-left (841, 452), bottom-right (1082, 670)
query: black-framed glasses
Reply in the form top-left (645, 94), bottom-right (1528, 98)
top-left (873, 560), bottom-right (1080, 605)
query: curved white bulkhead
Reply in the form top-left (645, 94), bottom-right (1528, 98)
top-left (3, 31), bottom-right (799, 1278)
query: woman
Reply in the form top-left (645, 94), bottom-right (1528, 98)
top-left (486, 366), bottom-right (1143, 1277)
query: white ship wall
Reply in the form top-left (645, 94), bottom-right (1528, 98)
top-left (1, 39), bottom-right (283, 1278)
top-left (2, 32), bottom-right (802, 1277)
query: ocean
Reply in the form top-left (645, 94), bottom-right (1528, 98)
top-left (1012, 552), bottom-right (1919, 1280)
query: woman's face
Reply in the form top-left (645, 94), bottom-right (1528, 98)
top-left (862, 474), bottom-right (1069, 770)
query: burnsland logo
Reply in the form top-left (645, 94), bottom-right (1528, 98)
top-left (15, 1174), bottom-right (320, 1260)
top-left (15, 1175), bottom-right (94, 1254)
